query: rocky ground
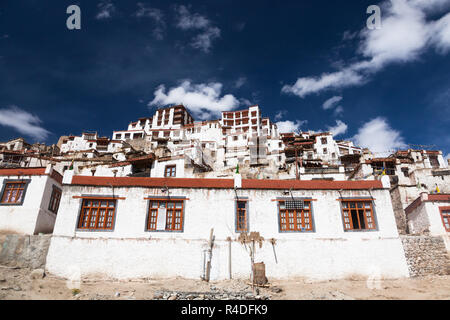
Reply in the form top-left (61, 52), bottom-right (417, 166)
top-left (1, 265), bottom-right (449, 300)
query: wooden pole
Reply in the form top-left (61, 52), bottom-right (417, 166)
top-left (227, 237), bottom-right (232, 280)
top-left (205, 228), bottom-right (214, 282)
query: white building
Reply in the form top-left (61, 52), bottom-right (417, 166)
top-left (60, 132), bottom-right (122, 155)
top-left (406, 193), bottom-right (450, 250)
top-left (45, 173), bottom-right (410, 281)
top-left (0, 166), bottom-right (63, 235)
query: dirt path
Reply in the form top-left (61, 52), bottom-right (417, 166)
top-left (1, 266), bottom-right (449, 300)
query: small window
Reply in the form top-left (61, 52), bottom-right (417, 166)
top-left (48, 187), bottom-right (62, 214)
top-left (440, 208), bottom-right (450, 232)
top-left (323, 148), bottom-right (327, 154)
top-left (401, 167), bottom-right (409, 177)
top-left (321, 137), bottom-right (327, 145)
top-left (429, 155), bottom-right (440, 168)
top-left (164, 165), bottom-right (176, 177)
top-left (1, 182), bottom-right (28, 205)
top-left (278, 200), bottom-right (313, 232)
top-left (147, 199), bottom-right (184, 231)
top-left (233, 136), bottom-right (238, 141)
top-left (77, 199), bottom-right (117, 230)
top-left (236, 201), bottom-right (248, 232)
top-left (341, 200), bottom-right (376, 231)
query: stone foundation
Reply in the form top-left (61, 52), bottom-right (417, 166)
top-left (401, 235), bottom-right (450, 277)
top-left (0, 234), bottom-right (52, 269)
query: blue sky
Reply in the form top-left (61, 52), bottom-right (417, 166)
top-left (0, 0), bottom-right (449, 158)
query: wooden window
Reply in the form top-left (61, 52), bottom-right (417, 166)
top-left (164, 165), bottom-right (176, 177)
top-left (77, 199), bottom-right (116, 230)
top-left (341, 200), bottom-right (376, 231)
top-left (429, 155), bottom-right (440, 168)
top-left (321, 137), bottom-right (327, 145)
top-left (48, 187), bottom-right (62, 214)
top-left (147, 199), bottom-right (184, 231)
top-left (1, 182), bottom-right (26, 204)
top-left (278, 200), bottom-right (313, 232)
top-left (439, 207), bottom-right (450, 232)
top-left (236, 201), bottom-right (248, 232)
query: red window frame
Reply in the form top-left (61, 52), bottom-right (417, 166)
top-left (278, 200), bottom-right (313, 232)
top-left (439, 207), bottom-right (450, 232)
top-left (1, 182), bottom-right (26, 204)
top-left (164, 165), bottom-right (176, 177)
top-left (77, 199), bottom-right (117, 230)
top-left (341, 200), bottom-right (376, 231)
top-left (48, 187), bottom-right (62, 214)
top-left (147, 199), bottom-right (184, 231)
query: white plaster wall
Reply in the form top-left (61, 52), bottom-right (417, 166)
top-left (425, 201), bottom-right (450, 236)
top-left (0, 175), bottom-right (58, 235)
top-left (152, 159), bottom-right (185, 178)
top-left (46, 185), bottom-right (409, 280)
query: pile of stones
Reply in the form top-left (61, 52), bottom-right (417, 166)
top-left (152, 287), bottom-right (273, 300)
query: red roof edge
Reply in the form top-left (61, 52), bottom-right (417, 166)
top-left (0, 167), bottom-right (47, 176)
top-left (69, 176), bottom-right (383, 190)
top-left (405, 193), bottom-right (450, 215)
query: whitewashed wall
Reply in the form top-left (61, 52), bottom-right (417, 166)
top-left (46, 184), bottom-right (410, 281)
top-left (0, 174), bottom-right (60, 235)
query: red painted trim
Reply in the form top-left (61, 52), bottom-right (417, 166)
top-left (69, 176), bottom-right (383, 190)
top-left (0, 167), bottom-right (46, 176)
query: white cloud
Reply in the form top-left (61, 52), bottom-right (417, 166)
top-left (275, 120), bottom-right (307, 134)
top-left (430, 12), bottom-right (450, 54)
top-left (148, 81), bottom-right (240, 119)
top-left (322, 96), bottom-right (343, 110)
top-left (175, 5), bottom-right (210, 30)
top-left (134, 3), bottom-right (166, 40)
top-left (334, 105), bottom-right (344, 116)
top-left (327, 120), bottom-right (348, 137)
top-left (174, 5), bottom-right (221, 53)
top-left (96, 0), bottom-right (116, 20)
top-left (0, 106), bottom-right (50, 141)
top-left (274, 110), bottom-right (288, 121)
top-left (282, 0), bottom-right (450, 98)
top-left (445, 153), bottom-right (450, 161)
top-left (191, 27), bottom-right (221, 53)
top-left (282, 68), bottom-right (364, 98)
top-left (352, 117), bottom-right (406, 156)
top-left (234, 77), bottom-right (247, 88)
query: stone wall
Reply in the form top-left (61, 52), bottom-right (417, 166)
top-left (401, 235), bottom-right (450, 277)
top-left (0, 234), bottom-right (52, 269)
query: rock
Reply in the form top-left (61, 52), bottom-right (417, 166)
top-left (270, 287), bottom-right (283, 293)
top-left (115, 292), bottom-right (120, 297)
top-left (30, 269), bottom-right (45, 280)
top-left (0, 277), bottom-right (6, 283)
top-left (168, 295), bottom-right (177, 301)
